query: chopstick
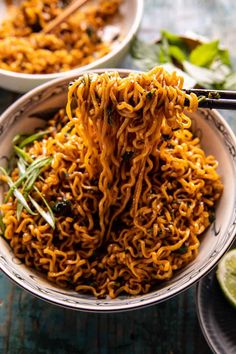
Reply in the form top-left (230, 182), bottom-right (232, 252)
top-left (43, 0), bottom-right (89, 34)
top-left (184, 88), bottom-right (236, 110)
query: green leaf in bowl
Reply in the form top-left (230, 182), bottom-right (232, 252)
top-left (189, 40), bottom-right (219, 67)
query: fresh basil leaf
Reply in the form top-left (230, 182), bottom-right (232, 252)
top-left (218, 48), bottom-right (231, 66)
top-left (210, 60), bottom-right (231, 82)
top-left (168, 45), bottom-right (187, 63)
top-left (161, 30), bottom-right (185, 46)
top-left (130, 37), bottom-right (160, 61)
top-left (159, 36), bottom-right (171, 64)
top-left (183, 61), bottom-right (225, 87)
top-left (161, 63), bottom-right (196, 88)
top-left (223, 71), bottom-right (236, 90)
top-left (130, 37), bottom-right (161, 70)
top-left (189, 40), bottom-right (219, 67)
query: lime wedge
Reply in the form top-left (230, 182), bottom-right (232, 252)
top-left (216, 248), bottom-right (236, 309)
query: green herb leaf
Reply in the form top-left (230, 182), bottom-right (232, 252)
top-left (0, 213), bottom-right (5, 235)
top-left (52, 199), bottom-right (72, 216)
top-left (161, 30), bottom-right (185, 46)
top-left (159, 36), bottom-right (170, 64)
top-left (17, 157), bottom-right (27, 176)
top-left (16, 168), bottom-right (41, 220)
top-left (19, 130), bottom-right (51, 148)
top-left (189, 40), bottom-right (219, 67)
top-left (218, 48), bottom-right (231, 66)
top-left (178, 245), bottom-right (188, 254)
top-left (12, 134), bottom-right (22, 145)
top-left (5, 156), bottom-right (52, 201)
top-left (28, 195), bottom-right (55, 229)
top-left (34, 186), bottom-right (55, 223)
top-left (223, 71), bottom-right (236, 90)
top-left (24, 169), bottom-right (41, 193)
top-left (16, 202), bottom-right (24, 221)
top-left (130, 37), bottom-right (162, 70)
top-left (168, 45), bottom-right (187, 63)
top-left (14, 145), bottom-right (33, 164)
top-left (0, 167), bottom-right (36, 215)
top-left (161, 63), bottom-right (197, 88)
top-left (183, 61), bottom-right (225, 88)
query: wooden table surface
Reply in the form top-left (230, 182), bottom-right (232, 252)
top-left (1, 1), bottom-right (236, 353)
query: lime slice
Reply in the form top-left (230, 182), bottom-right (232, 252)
top-left (216, 248), bottom-right (236, 309)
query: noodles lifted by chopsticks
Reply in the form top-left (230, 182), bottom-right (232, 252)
top-left (0, 67), bottom-right (223, 298)
top-left (0, 0), bottom-right (122, 74)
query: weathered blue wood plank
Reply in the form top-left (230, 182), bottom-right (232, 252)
top-left (0, 271), bottom-right (211, 354)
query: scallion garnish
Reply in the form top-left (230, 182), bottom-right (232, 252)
top-left (0, 167), bottom-right (36, 216)
top-left (17, 157), bottom-right (27, 175)
top-left (0, 213), bottom-right (5, 235)
top-left (14, 145), bottom-right (33, 164)
top-left (5, 156), bottom-right (52, 201)
top-left (19, 130), bottom-right (51, 148)
top-left (29, 192), bottom-right (55, 229)
top-left (34, 186), bottom-right (55, 223)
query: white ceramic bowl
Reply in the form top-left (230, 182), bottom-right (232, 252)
top-left (0, 69), bottom-right (236, 312)
top-left (0, 0), bottom-right (143, 93)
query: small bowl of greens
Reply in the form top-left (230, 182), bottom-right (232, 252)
top-left (130, 30), bottom-right (236, 89)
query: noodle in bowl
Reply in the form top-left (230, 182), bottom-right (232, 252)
top-left (0, 69), bottom-right (236, 312)
top-left (0, 0), bottom-right (143, 93)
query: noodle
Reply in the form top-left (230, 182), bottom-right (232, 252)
top-left (0, 67), bottom-right (223, 298)
top-left (0, 0), bottom-right (121, 74)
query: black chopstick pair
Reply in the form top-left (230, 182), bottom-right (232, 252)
top-left (184, 88), bottom-right (236, 110)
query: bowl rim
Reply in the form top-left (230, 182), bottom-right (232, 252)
top-left (0, 0), bottom-right (144, 80)
top-left (1, 68), bottom-right (236, 312)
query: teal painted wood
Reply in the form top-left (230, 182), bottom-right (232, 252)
top-left (1, 1), bottom-right (236, 353)
top-left (0, 272), bottom-right (210, 354)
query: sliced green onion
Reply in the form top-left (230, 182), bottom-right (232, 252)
top-left (14, 145), bottom-right (33, 164)
top-left (17, 157), bottom-right (27, 176)
top-left (12, 134), bottom-right (21, 145)
top-left (0, 213), bottom-right (5, 235)
top-left (19, 130), bottom-right (51, 148)
top-left (16, 202), bottom-right (24, 221)
top-left (29, 194), bottom-right (55, 229)
top-left (12, 134), bottom-right (27, 146)
top-left (16, 169), bottom-right (41, 220)
top-left (0, 167), bottom-right (36, 215)
top-left (24, 169), bottom-right (41, 192)
top-left (28, 156), bottom-right (52, 172)
top-left (5, 156), bottom-right (52, 201)
top-left (34, 186), bottom-right (55, 226)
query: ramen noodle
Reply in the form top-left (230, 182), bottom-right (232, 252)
top-left (0, 0), bottom-right (122, 74)
top-left (0, 68), bottom-right (223, 298)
